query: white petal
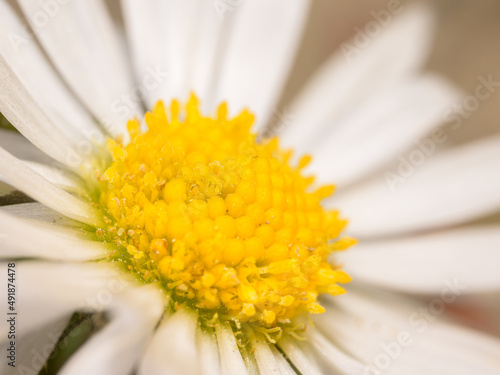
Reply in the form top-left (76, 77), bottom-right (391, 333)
top-left (309, 74), bottom-right (461, 187)
top-left (216, 320), bottom-right (248, 375)
top-left (212, 0), bottom-right (310, 131)
top-left (280, 4), bottom-right (435, 152)
top-left (2, 213), bottom-right (90, 240)
top-left (0, 1), bottom-right (106, 148)
top-left (315, 288), bottom-right (500, 375)
top-left (198, 328), bottom-right (221, 375)
top-left (333, 136), bottom-right (500, 238)
top-left (339, 225), bottom-right (500, 293)
top-left (0, 202), bottom-right (83, 228)
top-left (0, 54), bottom-right (84, 169)
top-left (269, 345), bottom-right (296, 375)
top-left (308, 328), bottom-right (366, 375)
top-left (121, 0), bottom-right (210, 107)
top-left (138, 309), bottom-right (201, 375)
top-left (60, 286), bottom-right (164, 375)
top-left (17, 0), bottom-right (141, 138)
top-left (0, 314), bottom-right (71, 374)
top-left (247, 330), bottom-right (281, 374)
top-left (0, 210), bottom-right (108, 261)
top-left (190, 2), bottom-right (226, 109)
top-left (0, 147), bottom-right (100, 226)
top-left (0, 129), bottom-right (52, 164)
top-left (0, 262), bottom-right (124, 339)
top-left (277, 335), bottom-right (322, 374)
top-left (23, 161), bottom-right (83, 194)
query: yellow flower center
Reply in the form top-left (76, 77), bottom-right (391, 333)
top-left (96, 94), bottom-right (355, 328)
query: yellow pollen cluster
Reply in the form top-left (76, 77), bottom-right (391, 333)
top-left (97, 94), bottom-right (355, 327)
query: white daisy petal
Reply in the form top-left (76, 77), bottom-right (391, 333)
top-left (0, 210), bottom-right (108, 261)
top-left (0, 202), bottom-right (83, 228)
top-left (216, 320), bottom-right (248, 375)
top-left (0, 262), bottom-right (121, 339)
top-left (0, 1), bottom-right (106, 147)
top-left (269, 345), bottom-right (296, 375)
top-left (0, 314), bottom-right (71, 375)
top-left (247, 330), bottom-right (281, 374)
top-left (23, 161), bottom-right (83, 194)
top-left (333, 136), bottom-right (500, 238)
top-left (0, 129), bottom-right (52, 164)
top-left (212, 0), bottom-right (310, 131)
top-left (121, 0), bottom-right (210, 107)
top-left (277, 335), bottom-right (322, 374)
top-left (310, 74), bottom-right (461, 187)
top-left (190, 2), bottom-right (226, 108)
top-left (0, 55), bottom-right (84, 169)
top-left (339, 225), bottom-right (500, 294)
top-left (316, 288), bottom-right (500, 375)
top-left (0, 147), bottom-right (101, 226)
top-left (60, 286), bottom-right (164, 375)
top-left (138, 309), bottom-right (200, 375)
top-left (314, 302), bottom-right (389, 365)
top-left (308, 328), bottom-right (365, 375)
top-left (198, 328), bottom-right (221, 375)
top-left (17, 0), bottom-right (141, 138)
top-left (280, 4), bottom-right (435, 152)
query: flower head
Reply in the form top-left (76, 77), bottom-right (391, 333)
top-left (96, 95), bottom-right (354, 329)
top-left (0, 1), bottom-right (499, 375)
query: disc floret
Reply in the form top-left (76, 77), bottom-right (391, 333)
top-left (97, 94), bottom-right (355, 327)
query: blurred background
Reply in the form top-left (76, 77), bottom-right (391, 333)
top-left (279, 0), bottom-right (500, 338)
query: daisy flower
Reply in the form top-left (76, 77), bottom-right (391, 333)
top-left (0, 1), bottom-right (499, 374)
